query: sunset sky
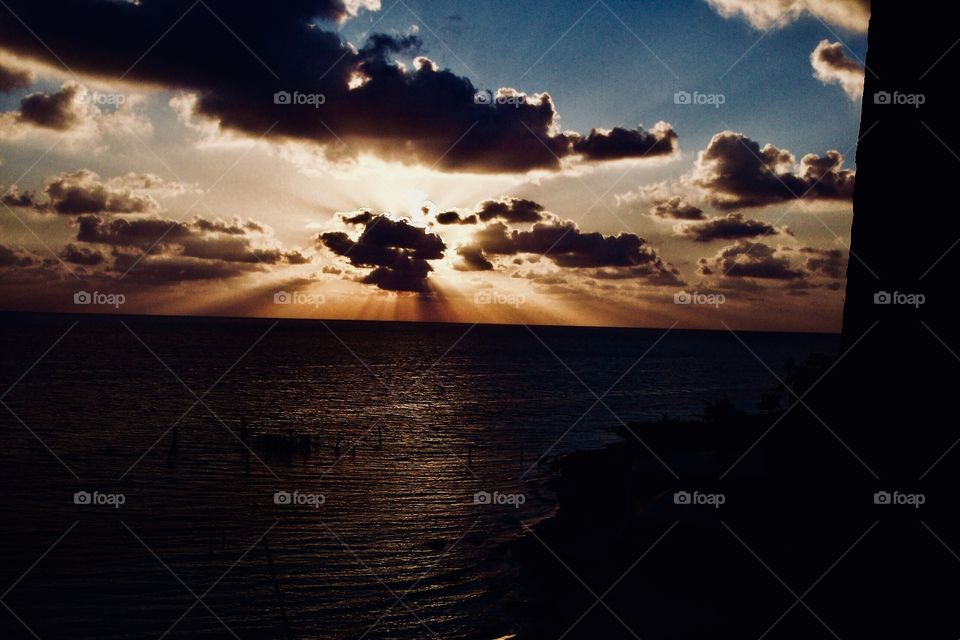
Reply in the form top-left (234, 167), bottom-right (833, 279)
top-left (0, 0), bottom-right (869, 331)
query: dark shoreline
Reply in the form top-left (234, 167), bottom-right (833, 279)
top-left (505, 411), bottom-right (881, 639)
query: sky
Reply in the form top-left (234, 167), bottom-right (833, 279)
top-left (0, 0), bottom-right (870, 332)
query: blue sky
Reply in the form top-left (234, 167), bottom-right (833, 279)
top-left (339, 0), bottom-right (867, 159)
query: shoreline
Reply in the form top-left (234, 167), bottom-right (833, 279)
top-left (504, 414), bottom-right (779, 639)
top-left (504, 407), bottom-right (880, 639)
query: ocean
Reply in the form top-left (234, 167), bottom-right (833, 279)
top-left (0, 314), bottom-right (839, 639)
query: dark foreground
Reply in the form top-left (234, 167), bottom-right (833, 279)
top-left (510, 408), bottom-right (957, 639)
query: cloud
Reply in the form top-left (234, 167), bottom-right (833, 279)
top-left (476, 197), bottom-right (545, 223)
top-left (697, 241), bottom-right (847, 284)
top-left (436, 197), bottom-right (546, 226)
top-left (649, 197), bottom-right (705, 220)
top-left (1, 184), bottom-right (38, 208)
top-left (69, 213), bottom-right (309, 283)
top-left (704, 0), bottom-right (870, 32)
top-left (462, 210), bottom-right (681, 285)
top-left (339, 0), bottom-right (381, 20)
top-left (16, 82), bottom-right (87, 130)
top-left (108, 172), bottom-right (200, 198)
top-left (569, 122), bottom-right (678, 161)
top-left (0, 81), bottom-right (152, 145)
top-left (0, 243), bottom-right (41, 268)
top-left (77, 215), bottom-right (307, 264)
top-left (784, 245), bottom-right (847, 278)
top-left (698, 241), bottom-right (806, 279)
top-left (41, 170), bottom-right (160, 214)
top-left (454, 244), bottom-right (494, 271)
top-left (9, 170), bottom-right (197, 214)
top-left (810, 39), bottom-right (864, 101)
top-left (59, 243), bottom-right (105, 266)
top-left (0, 60), bottom-right (34, 92)
top-left (695, 131), bottom-right (855, 209)
top-left (108, 252), bottom-right (264, 284)
top-left (679, 212), bottom-right (791, 242)
top-left (341, 210), bottom-right (376, 225)
top-left (436, 210), bottom-right (478, 225)
top-left (192, 217), bottom-right (267, 235)
top-left (0, 1), bottom-right (674, 173)
top-left (319, 214), bottom-right (446, 292)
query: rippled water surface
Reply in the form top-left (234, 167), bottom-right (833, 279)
top-left (0, 314), bottom-right (838, 639)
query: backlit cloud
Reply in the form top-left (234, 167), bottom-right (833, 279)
top-left (319, 213), bottom-right (446, 292)
top-left (810, 39), bottom-right (864, 101)
top-left (705, 0), bottom-right (870, 32)
top-left (694, 131), bottom-right (855, 209)
top-left (0, 1), bottom-right (675, 173)
top-left (679, 212), bottom-right (791, 242)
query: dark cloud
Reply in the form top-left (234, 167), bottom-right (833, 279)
top-left (0, 243), bottom-right (40, 268)
top-left (109, 251), bottom-right (262, 284)
top-left (17, 83), bottom-right (84, 130)
top-left (42, 170), bottom-right (158, 214)
top-left (74, 214), bottom-right (309, 283)
top-left (570, 124), bottom-right (677, 161)
top-left (697, 241), bottom-right (807, 280)
top-left (454, 244), bottom-right (494, 271)
top-left (0, 1), bottom-right (675, 173)
top-left (786, 246), bottom-right (847, 278)
top-left (463, 210), bottom-right (681, 284)
top-left (470, 220), bottom-right (648, 268)
top-left (0, 61), bottom-right (33, 92)
top-left (193, 217), bottom-right (267, 235)
top-left (476, 197), bottom-right (545, 223)
top-left (589, 266), bottom-right (684, 286)
top-left (649, 197), bottom-right (705, 220)
top-left (59, 243), bottom-right (105, 266)
top-left (319, 214), bottom-right (446, 292)
top-left (1, 185), bottom-right (39, 208)
top-left (680, 213), bottom-right (790, 242)
top-left (436, 210), bottom-right (478, 225)
top-left (76, 215), bottom-right (189, 247)
top-left (341, 211), bottom-right (376, 225)
top-left (695, 131), bottom-right (855, 209)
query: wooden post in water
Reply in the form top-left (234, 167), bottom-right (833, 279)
top-left (262, 536), bottom-right (292, 639)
